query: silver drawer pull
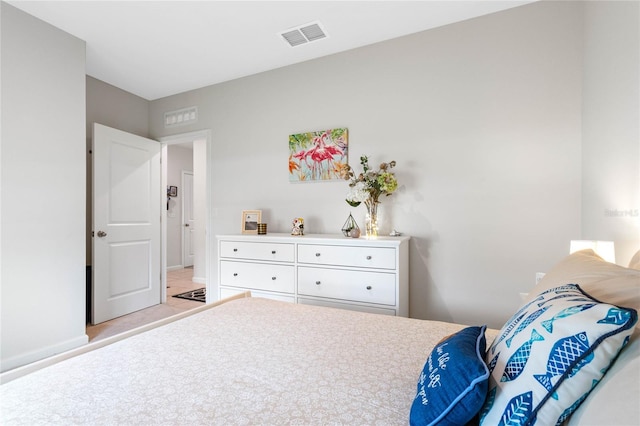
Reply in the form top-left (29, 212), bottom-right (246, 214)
top-left (366, 255), bottom-right (372, 260)
top-left (315, 253), bottom-right (321, 257)
top-left (271, 250), bottom-right (276, 254)
top-left (272, 276), bottom-right (277, 280)
top-left (233, 273), bottom-right (238, 277)
top-left (366, 285), bottom-right (372, 290)
top-left (315, 281), bottom-right (321, 285)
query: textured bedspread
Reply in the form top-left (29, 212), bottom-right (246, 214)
top-left (1, 298), bottom-right (495, 425)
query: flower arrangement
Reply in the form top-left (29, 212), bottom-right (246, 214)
top-left (340, 155), bottom-right (398, 237)
top-left (341, 155), bottom-right (398, 207)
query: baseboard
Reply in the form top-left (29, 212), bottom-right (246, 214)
top-left (192, 276), bottom-right (206, 284)
top-left (166, 265), bottom-right (183, 272)
top-left (0, 292), bottom-right (251, 384)
top-left (1, 333), bottom-right (88, 377)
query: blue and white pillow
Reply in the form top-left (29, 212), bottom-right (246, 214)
top-left (480, 284), bottom-right (637, 426)
top-left (410, 325), bottom-right (489, 426)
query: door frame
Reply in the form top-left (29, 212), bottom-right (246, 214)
top-left (181, 170), bottom-right (194, 268)
top-left (159, 129), bottom-right (212, 303)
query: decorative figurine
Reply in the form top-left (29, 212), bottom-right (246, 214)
top-left (291, 217), bottom-right (304, 236)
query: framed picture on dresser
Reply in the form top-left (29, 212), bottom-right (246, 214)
top-left (241, 210), bottom-right (261, 234)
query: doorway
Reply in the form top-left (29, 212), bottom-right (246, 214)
top-left (165, 143), bottom-right (194, 273)
top-left (87, 126), bottom-right (212, 329)
top-left (160, 130), bottom-right (212, 304)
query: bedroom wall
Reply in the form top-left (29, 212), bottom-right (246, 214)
top-left (85, 76), bottom-right (150, 265)
top-left (581, 1), bottom-right (640, 267)
top-left (1, 3), bottom-right (87, 371)
top-left (149, 1), bottom-right (585, 328)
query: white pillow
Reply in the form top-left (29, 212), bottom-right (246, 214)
top-left (629, 249), bottom-right (640, 270)
top-left (526, 249), bottom-right (640, 336)
top-left (567, 337), bottom-right (640, 425)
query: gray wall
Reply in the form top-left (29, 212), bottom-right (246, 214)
top-left (86, 76), bottom-right (150, 139)
top-left (1, 3), bottom-right (87, 371)
top-left (86, 76), bottom-right (150, 265)
top-left (149, 1), bottom-right (593, 328)
top-left (582, 1), bottom-right (640, 266)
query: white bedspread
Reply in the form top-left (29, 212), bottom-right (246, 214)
top-left (1, 298), bottom-right (493, 425)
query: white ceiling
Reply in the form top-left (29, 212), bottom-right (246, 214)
top-left (8, 1), bottom-right (534, 101)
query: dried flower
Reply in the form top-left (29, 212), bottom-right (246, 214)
top-left (343, 155), bottom-right (398, 206)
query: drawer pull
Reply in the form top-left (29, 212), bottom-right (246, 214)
top-left (271, 250), bottom-right (276, 254)
top-left (366, 285), bottom-right (372, 290)
top-left (233, 273), bottom-right (238, 277)
top-left (233, 248), bottom-right (238, 252)
top-left (315, 253), bottom-right (321, 257)
top-left (315, 281), bottom-right (321, 285)
top-left (366, 255), bottom-right (372, 260)
top-left (272, 276), bottom-right (277, 280)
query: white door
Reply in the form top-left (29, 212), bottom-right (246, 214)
top-left (92, 123), bottom-right (162, 324)
top-left (182, 171), bottom-right (195, 267)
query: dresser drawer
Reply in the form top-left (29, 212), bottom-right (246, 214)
top-left (220, 260), bottom-right (294, 294)
top-left (298, 297), bottom-right (395, 316)
top-left (297, 244), bottom-right (396, 269)
top-left (220, 287), bottom-right (295, 303)
top-left (298, 266), bottom-right (396, 306)
top-left (220, 241), bottom-right (294, 262)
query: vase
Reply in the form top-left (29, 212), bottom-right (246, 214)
top-left (364, 197), bottom-right (379, 237)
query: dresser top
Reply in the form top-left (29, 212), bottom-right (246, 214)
top-left (217, 233), bottom-right (410, 246)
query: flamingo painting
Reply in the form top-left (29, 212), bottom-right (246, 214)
top-left (289, 128), bottom-right (348, 182)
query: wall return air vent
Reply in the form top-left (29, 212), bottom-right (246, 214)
top-left (280, 21), bottom-right (327, 47)
top-left (164, 106), bottom-right (198, 128)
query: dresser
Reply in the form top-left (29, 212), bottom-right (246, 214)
top-left (217, 233), bottom-right (409, 316)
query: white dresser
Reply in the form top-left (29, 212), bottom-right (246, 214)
top-left (217, 233), bottom-right (410, 316)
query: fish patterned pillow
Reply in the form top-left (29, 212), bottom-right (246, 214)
top-left (480, 284), bottom-right (637, 426)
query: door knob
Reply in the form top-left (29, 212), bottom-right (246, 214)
top-left (97, 231), bottom-right (107, 238)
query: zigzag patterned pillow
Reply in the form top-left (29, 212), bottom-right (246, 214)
top-left (480, 284), bottom-right (637, 426)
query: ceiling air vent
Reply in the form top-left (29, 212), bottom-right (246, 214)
top-left (280, 21), bottom-right (327, 47)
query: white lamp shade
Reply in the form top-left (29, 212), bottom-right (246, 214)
top-left (570, 240), bottom-right (616, 263)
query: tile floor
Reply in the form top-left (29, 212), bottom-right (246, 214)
top-left (85, 267), bottom-right (204, 342)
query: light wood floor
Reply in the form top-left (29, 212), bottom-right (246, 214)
top-left (86, 267), bottom-right (204, 342)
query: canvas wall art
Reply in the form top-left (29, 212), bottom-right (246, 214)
top-left (288, 128), bottom-right (348, 182)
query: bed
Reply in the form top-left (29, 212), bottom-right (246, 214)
top-left (1, 249), bottom-right (638, 425)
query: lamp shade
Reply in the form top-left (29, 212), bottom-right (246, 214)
top-left (570, 240), bottom-right (616, 263)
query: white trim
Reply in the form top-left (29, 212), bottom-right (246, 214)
top-left (0, 334), bottom-right (88, 375)
top-left (166, 265), bottom-right (184, 272)
top-left (1, 292), bottom-right (251, 384)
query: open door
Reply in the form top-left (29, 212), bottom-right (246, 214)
top-left (182, 171), bottom-right (195, 268)
top-left (92, 123), bottom-right (161, 324)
